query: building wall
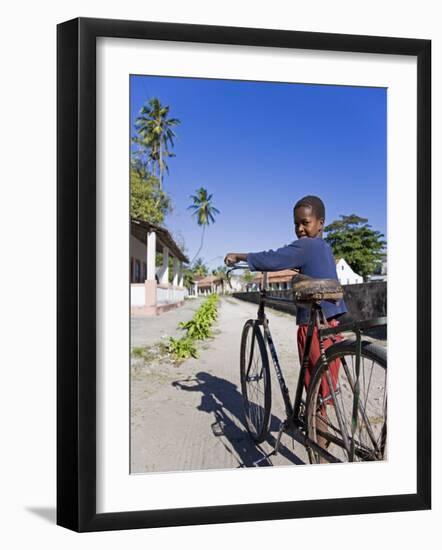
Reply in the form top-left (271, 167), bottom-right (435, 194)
top-left (130, 234), bottom-right (147, 283)
top-left (131, 284), bottom-right (145, 306)
top-left (336, 259), bottom-right (363, 285)
top-left (130, 234), bottom-right (146, 263)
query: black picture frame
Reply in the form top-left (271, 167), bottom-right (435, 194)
top-left (57, 17), bottom-right (431, 532)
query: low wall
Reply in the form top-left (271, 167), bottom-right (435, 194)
top-left (233, 282), bottom-right (387, 337)
top-left (157, 285), bottom-right (186, 304)
top-left (131, 284), bottom-right (145, 307)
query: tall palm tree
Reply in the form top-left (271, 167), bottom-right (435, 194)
top-left (192, 258), bottom-right (208, 277)
top-left (187, 188), bottom-right (220, 263)
top-left (133, 98), bottom-right (180, 189)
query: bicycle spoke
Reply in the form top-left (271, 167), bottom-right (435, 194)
top-left (340, 356), bottom-right (382, 454)
top-left (308, 344), bottom-right (387, 463)
top-left (241, 321), bottom-right (271, 442)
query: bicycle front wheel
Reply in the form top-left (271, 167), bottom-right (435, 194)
top-left (240, 319), bottom-right (271, 443)
top-left (306, 339), bottom-right (387, 463)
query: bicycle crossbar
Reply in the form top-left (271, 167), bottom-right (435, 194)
top-left (320, 316), bottom-right (387, 337)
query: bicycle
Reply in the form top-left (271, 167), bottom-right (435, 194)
top-left (227, 262), bottom-right (387, 464)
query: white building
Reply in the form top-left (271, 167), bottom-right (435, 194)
top-left (368, 253), bottom-right (387, 282)
top-left (228, 275), bottom-right (246, 293)
top-left (131, 219), bottom-right (189, 315)
top-left (335, 258), bottom-right (363, 285)
top-left (252, 269), bottom-right (297, 291)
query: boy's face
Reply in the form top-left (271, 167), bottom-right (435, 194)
top-left (294, 205), bottom-right (324, 239)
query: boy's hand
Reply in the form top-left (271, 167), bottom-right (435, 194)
top-left (224, 253), bottom-right (240, 266)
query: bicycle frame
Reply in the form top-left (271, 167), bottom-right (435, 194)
top-left (256, 275), bottom-right (322, 429)
top-left (254, 272), bottom-right (387, 463)
top-left (227, 263), bottom-right (387, 463)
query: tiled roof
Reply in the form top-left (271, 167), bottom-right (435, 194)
top-left (253, 269), bottom-right (298, 283)
top-left (195, 275), bottom-right (223, 287)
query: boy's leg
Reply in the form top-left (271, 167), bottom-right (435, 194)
top-left (297, 321), bottom-right (343, 462)
top-left (297, 325), bottom-right (329, 460)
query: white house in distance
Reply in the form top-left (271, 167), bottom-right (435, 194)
top-left (368, 253), bottom-right (387, 282)
top-left (252, 269), bottom-right (298, 291)
top-left (191, 275), bottom-right (224, 296)
top-left (248, 261), bottom-right (362, 291)
top-left (131, 219), bottom-right (189, 315)
top-left (335, 258), bottom-right (363, 285)
top-left (189, 274), bottom-right (246, 296)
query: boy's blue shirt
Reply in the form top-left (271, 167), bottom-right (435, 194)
top-left (247, 236), bottom-right (348, 325)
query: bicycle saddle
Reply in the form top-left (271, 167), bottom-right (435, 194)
top-left (291, 273), bottom-right (343, 304)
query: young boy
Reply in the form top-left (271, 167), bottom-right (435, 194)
top-left (224, 195), bottom-right (347, 407)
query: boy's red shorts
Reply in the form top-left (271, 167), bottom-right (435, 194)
top-left (297, 318), bottom-right (343, 399)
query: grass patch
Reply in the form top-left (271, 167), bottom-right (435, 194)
top-left (131, 341), bottom-right (169, 363)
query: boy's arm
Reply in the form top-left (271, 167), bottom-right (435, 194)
top-left (225, 241), bottom-right (306, 271)
top-left (247, 241), bottom-right (306, 271)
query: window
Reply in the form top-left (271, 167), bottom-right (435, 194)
top-left (135, 260), bottom-right (141, 283)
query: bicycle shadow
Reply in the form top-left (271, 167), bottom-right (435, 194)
top-left (171, 371), bottom-right (305, 467)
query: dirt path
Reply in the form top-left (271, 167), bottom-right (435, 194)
top-left (130, 296), bottom-right (310, 473)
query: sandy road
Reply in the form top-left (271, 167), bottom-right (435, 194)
top-left (130, 295), bottom-right (387, 473)
top-left (130, 296), bottom-right (310, 473)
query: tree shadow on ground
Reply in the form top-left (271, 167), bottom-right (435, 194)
top-left (172, 372), bottom-right (305, 467)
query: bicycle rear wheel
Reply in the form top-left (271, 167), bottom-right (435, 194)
top-left (306, 339), bottom-right (387, 463)
top-left (240, 320), bottom-right (271, 443)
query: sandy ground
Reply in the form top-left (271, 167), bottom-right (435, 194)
top-left (130, 296), bottom-right (386, 473)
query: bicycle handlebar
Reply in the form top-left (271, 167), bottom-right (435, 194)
top-left (225, 262), bottom-right (249, 289)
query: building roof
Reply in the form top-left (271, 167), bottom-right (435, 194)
top-left (194, 275), bottom-right (223, 288)
top-left (253, 269), bottom-right (298, 283)
top-left (131, 219), bottom-right (189, 263)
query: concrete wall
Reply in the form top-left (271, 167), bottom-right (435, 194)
top-left (131, 284), bottom-right (145, 307)
top-left (157, 286), bottom-right (186, 304)
top-left (233, 281), bottom-right (387, 321)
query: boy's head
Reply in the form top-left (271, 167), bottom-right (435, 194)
top-left (293, 195), bottom-right (325, 239)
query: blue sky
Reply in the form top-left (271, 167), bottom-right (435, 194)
top-left (130, 75), bottom-right (386, 271)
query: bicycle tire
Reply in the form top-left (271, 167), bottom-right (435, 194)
top-left (306, 338), bottom-right (387, 463)
top-left (240, 319), bottom-right (271, 443)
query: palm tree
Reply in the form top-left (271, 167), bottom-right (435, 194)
top-left (192, 258), bottom-right (208, 277)
top-left (188, 188), bottom-right (220, 263)
top-left (133, 98), bottom-right (180, 189)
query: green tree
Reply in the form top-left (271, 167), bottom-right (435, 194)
top-left (133, 98), bottom-right (180, 189)
top-left (324, 214), bottom-right (386, 280)
top-left (187, 188), bottom-right (220, 263)
top-left (130, 165), bottom-right (171, 224)
top-left (182, 258), bottom-right (208, 292)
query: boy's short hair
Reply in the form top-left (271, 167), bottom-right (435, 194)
top-left (293, 195), bottom-right (325, 220)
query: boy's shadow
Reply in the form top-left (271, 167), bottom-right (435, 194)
top-left (172, 372), bottom-right (304, 467)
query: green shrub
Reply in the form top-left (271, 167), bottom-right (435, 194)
top-left (168, 294), bottom-right (219, 361)
top-left (167, 337), bottom-right (198, 361)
